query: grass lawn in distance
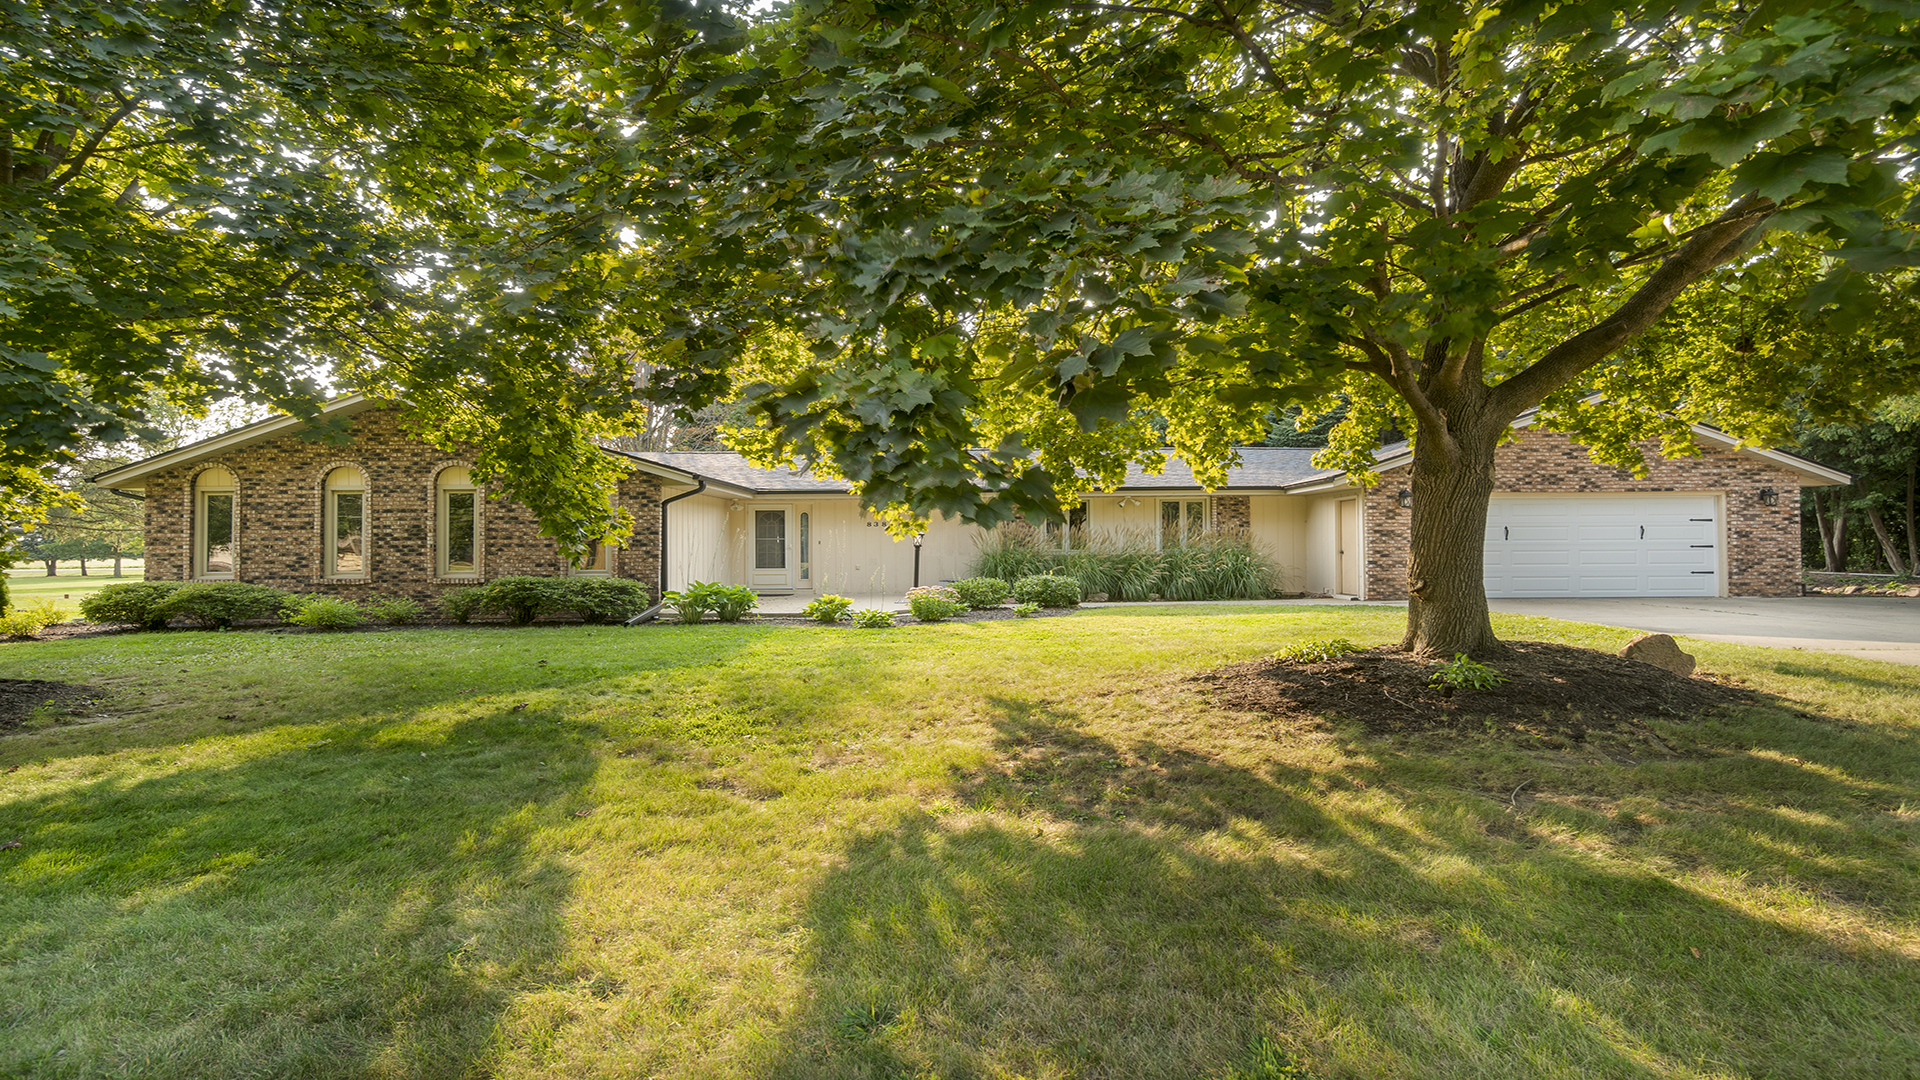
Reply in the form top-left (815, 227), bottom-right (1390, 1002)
top-left (0, 606), bottom-right (1915, 1080)
top-left (6, 564), bottom-right (146, 617)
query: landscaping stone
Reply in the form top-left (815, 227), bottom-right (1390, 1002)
top-left (1620, 633), bottom-right (1696, 676)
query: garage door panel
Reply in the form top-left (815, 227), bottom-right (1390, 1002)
top-left (1485, 495), bottom-right (1719, 598)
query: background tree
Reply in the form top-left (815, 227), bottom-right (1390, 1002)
top-left (1796, 399), bottom-right (1920, 574)
top-left (1, 0), bottom-right (663, 556)
top-left (496, 0), bottom-right (1920, 654)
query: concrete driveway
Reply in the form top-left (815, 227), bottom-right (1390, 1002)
top-left (1489, 596), bottom-right (1920, 666)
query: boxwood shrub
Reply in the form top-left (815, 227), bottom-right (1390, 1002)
top-left (78, 580), bottom-right (185, 629)
top-left (151, 582), bottom-right (298, 629)
top-left (567, 578), bottom-right (653, 623)
top-left (1011, 573), bottom-right (1082, 609)
top-left (949, 576), bottom-right (1010, 609)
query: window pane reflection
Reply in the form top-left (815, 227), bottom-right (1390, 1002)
top-left (333, 492), bottom-right (364, 573)
top-left (204, 494), bottom-right (234, 574)
top-left (446, 491), bottom-right (475, 574)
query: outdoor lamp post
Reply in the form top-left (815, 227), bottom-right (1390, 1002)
top-left (913, 532), bottom-right (924, 588)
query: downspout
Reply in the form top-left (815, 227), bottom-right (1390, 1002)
top-left (629, 478), bottom-right (707, 625)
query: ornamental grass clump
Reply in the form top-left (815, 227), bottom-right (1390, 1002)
top-left (972, 524), bottom-right (1278, 602)
top-left (363, 595), bottom-right (425, 625)
top-left (286, 596), bottom-right (366, 630)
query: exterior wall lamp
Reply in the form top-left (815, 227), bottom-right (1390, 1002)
top-left (1397, 490), bottom-right (1413, 508)
top-left (1758, 487), bottom-right (1779, 507)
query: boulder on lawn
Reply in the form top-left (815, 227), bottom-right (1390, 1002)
top-left (1621, 633), bottom-right (1695, 677)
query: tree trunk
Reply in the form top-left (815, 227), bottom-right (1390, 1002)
top-left (1906, 457), bottom-right (1917, 574)
top-left (1401, 416), bottom-right (1505, 659)
top-left (78, 557), bottom-right (88, 577)
top-left (42, 559), bottom-right (56, 576)
top-left (1815, 490), bottom-right (1848, 572)
top-left (113, 550), bottom-right (123, 577)
top-left (1866, 504), bottom-right (1907, 575)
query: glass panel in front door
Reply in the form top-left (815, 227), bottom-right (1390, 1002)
top-left (755, 510), bottom-right (786, 569)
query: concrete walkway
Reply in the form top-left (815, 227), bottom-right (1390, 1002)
top-left (1489, 596), bottom-right (1920, 666)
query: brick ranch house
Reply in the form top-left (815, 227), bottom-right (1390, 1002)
top-left (92, 394), bottom-right (1849, 606)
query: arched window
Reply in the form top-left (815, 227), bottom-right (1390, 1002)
top-left (194, 467), bottom-right (236, 579)
top-left (437, 467), bottom-right (478, 577)
top-left (324, 467), bottom-right (368, 578)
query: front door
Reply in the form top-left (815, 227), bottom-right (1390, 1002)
top-left (751, 507), bottom-right (792, 590)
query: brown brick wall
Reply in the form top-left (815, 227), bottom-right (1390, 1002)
top-left (142, 408), bottom-right (663, 610)
top-left (1211, 495), bottom-right (1251, 533)
top-left (1363, 427), bottom-right (1806, 600)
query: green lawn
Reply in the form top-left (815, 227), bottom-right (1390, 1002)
top-left (1, 608), bottom-right (1915, 1080)
top-left (6, 565), bottom-right (146, 616)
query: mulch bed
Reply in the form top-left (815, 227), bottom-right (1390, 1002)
top-left (0, 679), bottom-right (106, 732)
top-left (1198, 641), bottom-right (1756, 738)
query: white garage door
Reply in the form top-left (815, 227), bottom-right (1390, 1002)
top-left (1484, 495), bottom-right (1721, 598)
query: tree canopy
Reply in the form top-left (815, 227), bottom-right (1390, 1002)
top-left (473, 0), bottom-right (1920, 652)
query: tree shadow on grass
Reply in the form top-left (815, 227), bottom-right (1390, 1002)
top-left (754, 697), bottom-right (1920, 1080)
top-left (0, 623), bottom-right (766, 766)
top-left (0, 707), bottom-right (601, 1080)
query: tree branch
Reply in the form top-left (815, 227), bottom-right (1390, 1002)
top-left (46, 100), bottom-right (138, 191)
top-left (1490, 197), bottom-right (1775, 420)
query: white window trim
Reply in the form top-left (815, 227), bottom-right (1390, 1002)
top-left (1157, 498), bottom-right (1210, 549)
top-left (192, 467), bottom-right (237, 581)
top-left (323, 467), bottom-right (370, 580)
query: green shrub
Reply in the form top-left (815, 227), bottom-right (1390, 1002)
top-left (78, 580), bottom-right (184, 629)
top-left (363, 594), bottom-right (425, 625)
top-left (1011, 573), bottom-right (1081, 608)
top-left (1429, 654), bottom-right (1510, 692)
top-left (1012, 601), bottom-right (1041, 617)
top-left (565, 578), bottom-right (653, 624)
top-left (852, 608), bottom-right (895, 628)
top-left (803, 594), bottom-right (855, 624)
top-left (483, 575), bottom-right (571, 625)
top-left (905, 585), bottom-right (965, 622)
top-left (442, 586), bottom-right (489, 624)
top-left (949, 576), bottom-right (1010, 609)
top-left (1276, 638), bottom-right (1362, 663)
top-left (0, 598), bottom-right (65, 638)
top-left (151, 582), bottom-right (296, 629)
top-left (287, 596), bottom-right (366, 630)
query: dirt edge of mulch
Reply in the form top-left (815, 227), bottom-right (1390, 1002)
top-left (0, 679), bottom-right (108, 733)
top-left (1197, 641), bottom-right (1758, 739)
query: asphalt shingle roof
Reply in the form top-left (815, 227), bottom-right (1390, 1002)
top-left (625, 447), bottom-right (1344, 495)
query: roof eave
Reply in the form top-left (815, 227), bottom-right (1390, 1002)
top-left (88, 394), bottom-right (389, 490)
